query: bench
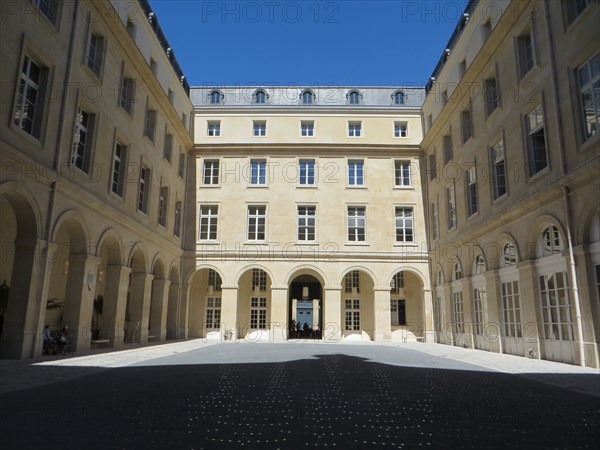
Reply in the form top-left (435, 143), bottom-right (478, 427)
top-left (91, 339), bottom-right (110, 348)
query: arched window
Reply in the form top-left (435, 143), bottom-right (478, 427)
top-left (539, 226), bottom-right (563, 257)
top-left (254, 90), bottom-right (267, 104)
top-left (437, 270), bottom-right (444, 286)
top-left (502, 242), bottom-right (517, 267)
top-left (474, 254), bottom-right (486, 275)
top-left (390, 272), bottom-right (404, 293)
top-left (301, 90), bottom-right (314, 104)
top-left (209, 90), bottom-right (222, 104)
top-left (393, 91), bottom-right (405, 105)
top-left (453, 263), bottom-right (463, 281)
top-left (348, 90), bottom-right (361, 105)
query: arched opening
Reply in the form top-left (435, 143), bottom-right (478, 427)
top-left (341, 269), bottom-right (375, 341)
top-left (166, 266), bottom-right (180, 340)
top-left (389, 270), bottom-right (425, 342)
top-left (125, 248), bottom-right (147, 344)
top-left (237, 268), bottom-right (271, 341)
top-left (189, 268), bottom-right (223, 340)
top-left (46, 217), bottom-right (90, 352)
top-left (288, 274), bottom-right (322, 339)
top-left (93, 234), bottom-right (123, 346)
top-left (0, 192), bottom-right (40, 358)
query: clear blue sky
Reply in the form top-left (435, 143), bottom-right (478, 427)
top-left (149, 0), bottom-right (468, 87)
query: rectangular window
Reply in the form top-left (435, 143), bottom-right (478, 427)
top-left (247, 205), bottom-right (266, 241)
top-left (394, 161), bottom-right (411, 186)
top-left (138, 166), bottom-right (150, 213)
top-left (208, 121), bottom-right (220, 136)
top-left (540, 272), bottom-right (572, 341)
top-left (120, 77), bottom-right (135, 115)
top-left (253, 121), bottom-right (266, 136)
top-left (345, 270), bottom-right (360, 293)
top-left (347, 207), bottom-right (366, 242)
top-left (33, 0), bottom-right (59, 24)
top-left (299, 159), bottom-right (315, 185)
top-left (203, 160), bottom-right (219, 185)
top-left (86, 32), bottom-right (104, 76)
top-left (394, 122), bottom-right (408, 137)
top-left (434, 295), bottom-right (444, 333)
top-left (390, 299), bottom-right (406, 326)
top-left (208, 269), bottom-right (222, 291)
top-left (345, 299), bottom-right (360, 331)
top-left (452, 292), bottom-right (464, 334)
top-left (250, 297), bottom-right (267, 329)
top-left (502, 281), bottom-right (522, 338)
top-left (565, 0), bottom-right (592, 25)
top-left (428, 153), bottom-right (437, 180)
top-left (14, 55), bottom-right (46, 138)
top-left (491, 141), bottom-right (507, 199)
top-left (173, 200), bottom-right (182, 237)
top-left (576, 53), bottom-right (599, 141)
top-left (163, 133), bottom-right (173, 163)
top-left (301, 121), bottom-right (314, 137)
top-left (158, 186), bottom-right (168, 227)
top-left (473, 289), bottom-right (484, 335)
top-left (517, 30), bottom-right (536, 79)
top-left (205, 297), bottom-right (222, 330)
top-left (395, 207), bottom-right (414, 242)
top-left (199, 205), bottom-right (218, 240)
top-left (71, 108), bottom-right (95, 173)
top-left (348, 122), bottom-right (362, 137)
top-left (466, 166), bottom-right (478, 216)
top-left (348, 160), bottom-right (364, 186)
top-left (484, 77), bottom-right (499, 117)
top-left (431, 201), bottom-right (439, 240)
top-left (297, 206), bottom-right (316, 241)
top-left (526, 105), bottom-right (547, 176)
top-left (111, 142), bottom-right (127, 197)
top-left (461, 110), bottom-right (472, 142)
top-left (446, 185), bottom-right (456, 230)
top-left (250, 159), bottom-right (267, 185)
top-left (443, 134), bottom-right (453, 164)
top-left (178, 152), bottom-right (185, 178)
top-left (144, 108), bottom-right (157, 141)
top-left (252, 268), bottom-right (267, 291)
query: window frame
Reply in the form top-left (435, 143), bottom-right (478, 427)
top-left (253, 121), bottom-right (267, 137)
top-left (347, 206), bottom-right (366, 242)
top-left (394, 160), bottom-right (412, 187)
top-left (446, 185), bottom-right (457, 230)
top-left (137, 165), bottom-right (151, 214)
top-left (111, 141), bottom-right (127, 198)
top-left (13, 54), bottom-right (48, 140)
top-left (85, 31), bottom-right (105, 78)
top-left (576, 53), bottom-right (600, 143)
top-left (301, 121), bottom-right (315, 137)
top-left (247, 205), bottom-right (267, 242)
top-left (347, 159), bottom-right (365, 187)
top-left (490, 140), bottom-right (507, 200)
top-left (299, 159), bottom-right (316, 186)
top-left (348, 121), bottom-right (362, 137)
top-left (198, 205), bottom-right (219, 241)
top-left (466, 165), bottom-right (478, 217)
top-left (525, 104), bottom-right (548, 177)
top-left (297, 205), bottom-right (317, 242)
top-left (207, 121), bottom-right (221, 137)
top-left (250, 159), bottom-right (267, 186)
top-left (120, 76), bottom-right (136, 116)
top-left (158, 186), bottom-right (169, 228)
top-left (202, 159), bottom-right (220, 186)
top-left (395, 206), bottom-right (415, 243)
top-left (394, 122), bottom-right (408, 138)
top-left (71, 107), bottom-right (95, 174)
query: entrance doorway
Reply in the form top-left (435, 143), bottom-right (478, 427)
top-left (289, 275), bottom-right (322, 339)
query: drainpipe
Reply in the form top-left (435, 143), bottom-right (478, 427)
top-left (31, 0), bottom-right (80, 357)
top-left (563, 185), bottom-right (585, 367)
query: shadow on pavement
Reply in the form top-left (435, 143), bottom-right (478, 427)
top-left (1, 354), bottom-right (598, 449)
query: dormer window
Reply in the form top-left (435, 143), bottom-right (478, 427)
top-left (393, 91), bottom-right (406, 105)
top-left (210, 90), bottom-right (223, 104)
top-left (348, 90), bottom-right (361, 105)
top-left (301, 90), bottom-right (315, 104)
top-left (254, 90), bottom-right (267, 104)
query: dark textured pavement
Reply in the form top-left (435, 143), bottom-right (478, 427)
top-left (1, 343), bottom-right (599, 449)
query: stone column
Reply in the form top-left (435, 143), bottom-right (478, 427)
top-left (517, 260), bottom-right (541, 359)
top-left (149, 278), bottom-right (171, 341)
top-left (178, 283), bottom-right (191, 339)
top-left (1, 239), bottom-right (45, 358)
top-left (129, 272), bottom-right (153, 343)
top-left (102, 264), bottom-right (131, 347)
top-left (422, 288), bottom-right (435, 343)
top-left (461, 278), bottom-right (474, 348)
top-left (484, 269), bottom-right (502, 354)
top-left (373, 287), bottom-right (392, 342)
top-left (220, 284), bottom-right (238, 341)
top-left (270, 285), bottom-right (288, 342)
top-left (62, 253), bottom-right (99, 352)
top-left (323, 286), bottom-right (342, 342)
top-left (166, 282), bottom-right (179, 340)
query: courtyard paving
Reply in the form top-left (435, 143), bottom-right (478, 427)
top-left (0, 340), bottom-right (598, 449)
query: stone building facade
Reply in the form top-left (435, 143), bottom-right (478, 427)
top-left (421, 0), bottom-right (599, 366)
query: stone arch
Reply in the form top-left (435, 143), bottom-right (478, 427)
top-left (384, 266), bottom-right (428, 288)
top-left (338, 265), bottom-right (378, 287)
top-left (495, 233), bottom-right (520, 269)
top-left (0, 185), bottom-right (43, 358)
top-left (150, 255), bottom-right (166, 279)
top-left (51, 210), bottom-right (90, 253)
top-left (283, 264), bottom-right (328, 287)
top-left (528, 215), bottom-right (567, 259)
top-left (183, 264), bottom-right (225, 286)
top-left (128, 243), bottom-right (148, 273)
top-left (452, 259), bottom-right (464, 281)
top-left (234, 264), bottom-right (276, 288)
top-left (95, 229), bottom-right (124, 264)
top-left (580, 207), bottom-right (600, 245)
